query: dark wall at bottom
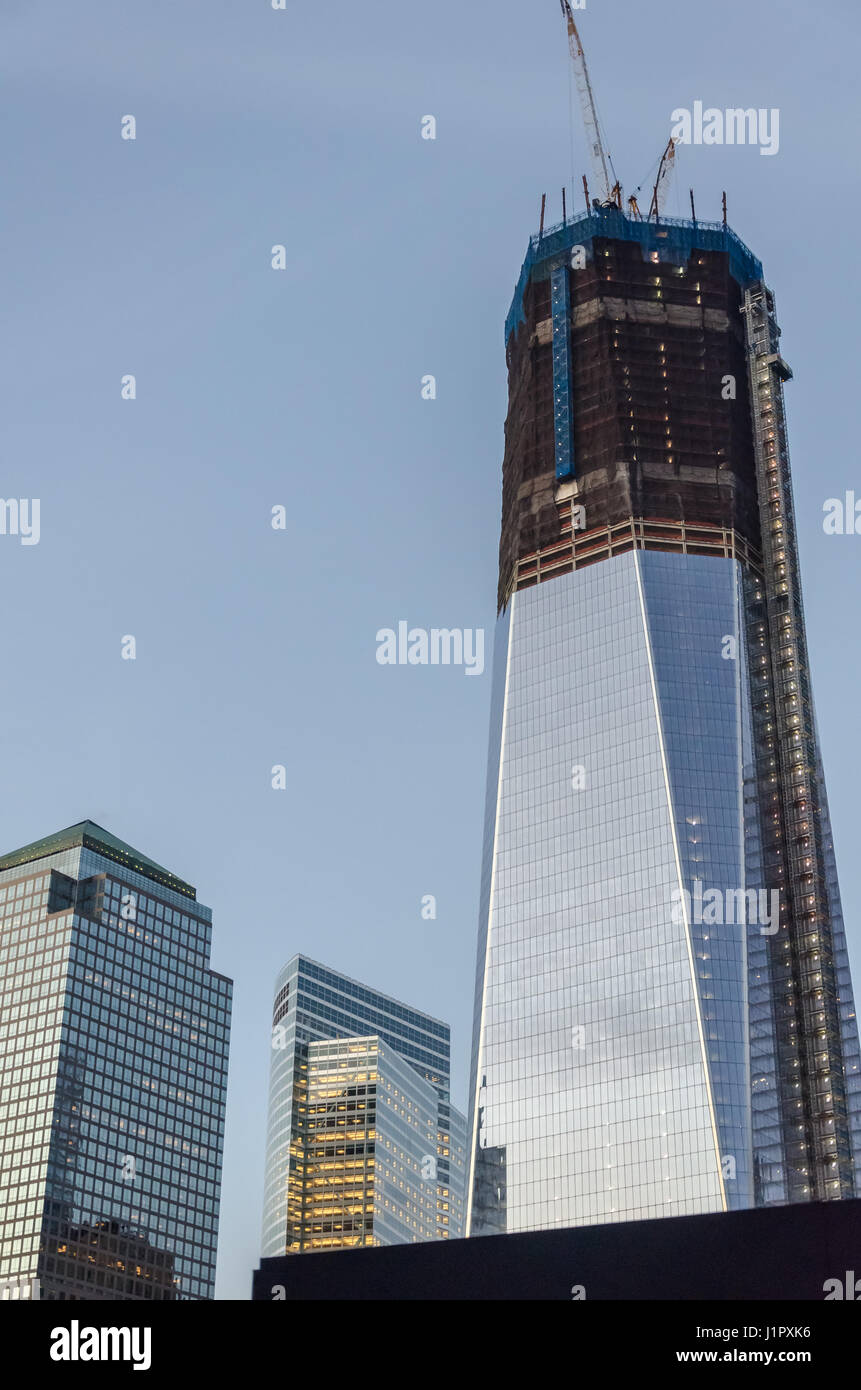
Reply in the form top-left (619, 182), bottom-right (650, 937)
top-left (252, 1199), bottom-right (861, 1301)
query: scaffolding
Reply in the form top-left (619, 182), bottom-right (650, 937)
top-left (506, 512), bottom-right (762, 605)
top-left (550, 263), bottom-right (575, 481)
top-left (498, 218), bottom-right (759, 611)
top-left (742, 282), bottom-right (855, 1201)
top-left (507, 205), bottom-right (763, 345)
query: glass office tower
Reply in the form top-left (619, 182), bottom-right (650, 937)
top-left (467, 206), bottom-right (861, 1236)
top-left (290, 1036), bottom-right (439, 1249)
top-left (261, 954), bottom-right (466, 1255)
top-left (0, 821), bottom-right (232, 1299)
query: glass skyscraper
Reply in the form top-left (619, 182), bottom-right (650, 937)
top-left (261, 954), bottom-right (466, 1255)
top-left (467, 206), bottom-right (861, 1236)
top-left (291, 1036), bottom-right (439, 1249)
top-left (0, 821), bottom-right (232, 1299)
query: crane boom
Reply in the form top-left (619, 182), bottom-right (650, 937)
top-left (648, 137), bottom-right (676, 220)
top-left (560, 0), bottom-right (613, 203)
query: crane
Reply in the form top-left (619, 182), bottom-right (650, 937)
top-left (648, 136), bottom-right (676, 220)
top-left (559, 4), bottom-right (678, 222)
top-left (559, 0), bottom-right (618, 208)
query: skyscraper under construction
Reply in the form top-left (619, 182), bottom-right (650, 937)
top-left (466, 190), bottom-right (861, 1235)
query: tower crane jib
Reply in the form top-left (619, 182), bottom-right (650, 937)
top-left (560, 0), bottom-right (613, 204)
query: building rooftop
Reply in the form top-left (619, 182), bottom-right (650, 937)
top-left (505, 204), bottom-right (763, 343)
top-left (0, 820), bottom-right (196, 899)
top-left (284, 952), bottom-right (450, 1033)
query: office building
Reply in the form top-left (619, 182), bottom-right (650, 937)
top-left (0, 821), bottom-right (232, 1299)
top-left (290, 1035), bottom-right (439, 1249)
top-left (467, 204), bottom-right (861, 1235)
top-left (261, 954), bottom-right (465, 1255)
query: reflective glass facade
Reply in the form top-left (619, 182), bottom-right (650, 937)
top-left (262, 955), bottom-right (465, 1255)
top-left (475, 209), bottom-right (861, 1229)
top-left (468, 552), bottom-right (757, 1233)
top-left (290, 1036), bottom-right (438, 1249)
top-left (0, 823), bottom-right (232, 1300)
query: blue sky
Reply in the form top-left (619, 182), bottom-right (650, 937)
top-left (2, 0), bottom-right (860, 1299)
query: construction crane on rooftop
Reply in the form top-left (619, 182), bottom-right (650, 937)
top-left (648, 136), bottom-right (676, 219)
top-left (560, 0), bottom-right (619, 208)
top-left (559, 1), bottom-right (676, 220)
